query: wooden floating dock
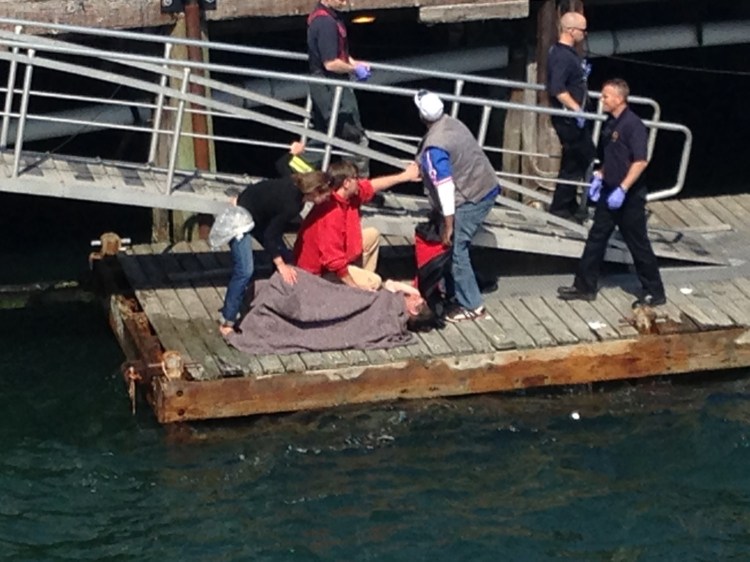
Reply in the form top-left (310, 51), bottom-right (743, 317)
top-left (105, 193), bottom-right (750, 423)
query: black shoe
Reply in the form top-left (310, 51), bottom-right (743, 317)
top-left (573, 208), bottom-right (590, 223)
top-left (557, 286), bottom-right (596, 301)
top-left (632, 294), bottom-right (666, 308)
top-left (550, 209), bottom-right (585, 225)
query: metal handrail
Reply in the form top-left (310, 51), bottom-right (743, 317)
top-left (0, 19), bottom-right (662, 113)
top-left (0, 18), bottom-right (690, 203)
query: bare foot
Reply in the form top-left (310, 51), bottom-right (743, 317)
top-left (219, 324), bottom-right (234, 337)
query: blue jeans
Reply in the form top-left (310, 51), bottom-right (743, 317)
top-left (452, 195), bottom-right (494, 310)
top-left (220, 233), bottom-right (254, 325)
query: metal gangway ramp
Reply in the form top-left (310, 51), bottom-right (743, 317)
top-left (0, 17), bottom-right (718, 265)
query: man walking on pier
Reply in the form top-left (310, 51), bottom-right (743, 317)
top-left (558, 78), bottom-right (666, 307)
top-left (307, 0), bottom-right (371, 171)
top-left (415, 90), bottom-right (500, 323)
top-left (546, 11), bottom-right (596, 222)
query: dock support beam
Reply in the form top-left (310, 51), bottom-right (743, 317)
top-left (152, 0), bottom-right (217, 243)
top-left (148, 328), bottom-right (750, 423)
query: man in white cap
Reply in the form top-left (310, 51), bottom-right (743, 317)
top-left (414, 90), bottom-right (500, 322)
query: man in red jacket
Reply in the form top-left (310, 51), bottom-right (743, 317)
top-left (295, 160), bottom-right (420, 290)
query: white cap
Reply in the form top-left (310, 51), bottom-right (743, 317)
top-left (414, 90), bottom-right (444, 122)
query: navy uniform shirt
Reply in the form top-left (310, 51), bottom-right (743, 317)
top-left (546, 43), bottom-right (588, 118)
top-left (307, 2), bottom-right (348, 77)
top-left (600, 106), bottom-right (648, 190)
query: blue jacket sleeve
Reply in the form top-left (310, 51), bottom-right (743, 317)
top-left (420, 147), bottom-right (453, 186)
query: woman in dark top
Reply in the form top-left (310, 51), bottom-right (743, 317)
top-left (219, 170), bottom-right (332, 335)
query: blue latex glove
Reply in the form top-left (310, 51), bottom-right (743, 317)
top-left (575, 114), bottom-right (586, 129)
top-left (581, 59), bottom-right (592, 79)
top-left (587, 175), bottom-right (603, 203)
top-left (353, 63), bottom-right (371, 82)
top-left (607, 186), bottom-right (627, 210)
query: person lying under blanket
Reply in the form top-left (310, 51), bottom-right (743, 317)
top-left (223, 268), bottom-right (427, 355)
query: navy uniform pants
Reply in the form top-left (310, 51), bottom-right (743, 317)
top-left (574, 186), bottom-right (665, 298)
top-left (308, 80), bottom-right (369, 174)
top-left (550, 118), bottom-right (596, 218)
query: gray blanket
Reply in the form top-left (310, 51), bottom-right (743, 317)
top-left (227, 269), bottom-right (414, 355)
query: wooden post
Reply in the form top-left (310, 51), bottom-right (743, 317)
top-left (152, 2), bottom-right (217, 243)
top-left (526, 0), bottom-right (586, 204)
top-left (184, 0), bottom-right (211, 173)
top-left (535, 0), bottom-right (558, 108)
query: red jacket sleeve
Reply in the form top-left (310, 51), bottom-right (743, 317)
top-left (317, 207), bottom-right (350, 277)
top-left (355, 179), bottom-right (375, 206)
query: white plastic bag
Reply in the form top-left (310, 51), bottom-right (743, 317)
top-left (209, 205), bottom-right (255, 249)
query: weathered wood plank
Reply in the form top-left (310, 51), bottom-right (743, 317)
top-left (186, 241), bottom-right (264, 376)
top-left (278, 353), bottom-right (307, 373)
top-left (647, 201), bottom-right (689, 229)
top-left (416, 325), bottom-right (456, 356)
top-left (730, 278), bottom-right (750, 313)
top-left (591, 291), bottom-right (639, 339)
top-left (502, 298), bottom-right (556, 347)
top-left (565, 300), bottom-right (620, 341)
top-left (321, 350), bottom-right (356, 368)
top-left (0, 0), bottom-right (528, 31)
top-left (474, 314), bottom-right (517, 351)
top-left (733, 194), bottom-right (750, 216)
top-left (697, 198), bottom-right (746, 232)
top-left (696, 280), bottom-right (750, 327)
top-left (169, 243), bottom-right (257, 377)
top-left (121, 247), bottom-right (212, 380)
top-left (436, 323), bottom-right (476, 354)
top-left (450, 318), bottom-right (497, 353)
top-left (118, 254), bottom-right (196, 364)
top-left (714, 196), bottom-right (750, 228)
top-left (299, 352), bottom-right (326, 371)
top-left (420, 0), bottom-right (528, 23)
top-left (256, 353), bottom-right (286, 374)
top-left (387, 344), bottom-right (417, 361)
top-left (404, 332), bottom-right (433, 358)
top-left (666, 199), bottom-right (707, 227)
top-left (541, 297), bottom-right (598, 343)
top-left (342, 349), bottom-right (371, 366)
top-left (680, 198), bottom-right (727, 228)
top-left (664, 284), bottom-right (735, 329)
top-left (645, 206), bottom-right (668, 229)
top-left (363, 348), bottom-right (397, 365)
top-left (521, 296), bottom-right (578, 345)
top-left (483, 298), bottom-right (536, 349)
top-left (131, 245), bottom-right (221, 379)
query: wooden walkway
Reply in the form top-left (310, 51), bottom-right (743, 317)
top-left (108, 193), bottom-right (750, 423)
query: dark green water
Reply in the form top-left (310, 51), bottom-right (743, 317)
top-left (2, 298), bottom-right (750, 560)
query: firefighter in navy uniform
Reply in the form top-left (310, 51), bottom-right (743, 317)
top-left (306, 0), bottom-right (370, 168)
top-left (557, 78), bottom-right (666, 307)
top-left (546, 11), bottom-right (596, 222)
